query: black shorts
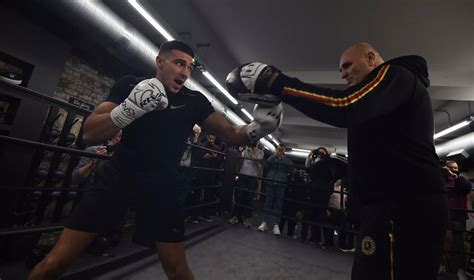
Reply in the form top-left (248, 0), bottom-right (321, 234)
top-left (66, 160), bottom-right (185, 243)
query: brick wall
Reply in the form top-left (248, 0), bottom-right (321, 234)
top-left (53, 56), bottom-right (115, 106)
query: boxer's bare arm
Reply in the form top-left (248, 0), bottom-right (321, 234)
top-left (82, 102), bottom-right (121, 145)
top-left (201, 112), bottom-right (250, 146)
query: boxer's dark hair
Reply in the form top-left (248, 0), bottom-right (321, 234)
top-left (158, 40), bottom-right (194, 58)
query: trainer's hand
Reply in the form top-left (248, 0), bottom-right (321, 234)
top-left (226, 62), bottom-right (281, 106)
top-left (110, 78), bottom-right (168, 128)
top-left (246, 102), bottom-right (283, 141)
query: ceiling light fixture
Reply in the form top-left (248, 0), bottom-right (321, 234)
top-left (128, 0), bottom-right (174, 41)
top-left (434, 118), bottom-right (472, 140)
top-left (225, 110), bottom-right (247, 126)
top-left (241, 108), bottom-right (254, 121)
top-left (286, 151), bottom-right (310, 158)
top-left (202, 71), bottom-right (239, 105)
top-left (291, 148), bottom-right (311, 153)
top-left (260, 138), bottom-right (276, 152)
top-left (272, 138), bottom-right (280, 146)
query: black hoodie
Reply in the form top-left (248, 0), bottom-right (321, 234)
top-left (271, 55), bottom-right (445, 203)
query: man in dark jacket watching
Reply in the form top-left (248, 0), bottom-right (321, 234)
top-left (305, 147), bottom-right (334, 249)
top-left (226, 42), bottom-right (448, 280)
top-left (443, 160), bottom-right (472, 274)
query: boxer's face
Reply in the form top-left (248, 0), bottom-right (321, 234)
top-left (156, 50), bottom-right (194, 93)
top-left (339, 47), bottom-right (373, 87)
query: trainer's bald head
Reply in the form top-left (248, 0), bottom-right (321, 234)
top-left (339, 42), bottom-right (384, 86)
top-left (345, 42), bottom-right (383, 60)
top-left (347, 42), bottom-right (377, 54)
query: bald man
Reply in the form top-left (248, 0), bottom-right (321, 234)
top-left (226, 43), bottom-right (448, 280)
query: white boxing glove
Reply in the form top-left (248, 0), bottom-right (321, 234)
top-left (110, 78), bottom-right (168, 128)
top-left (246, 102), bottom-right (284, 141)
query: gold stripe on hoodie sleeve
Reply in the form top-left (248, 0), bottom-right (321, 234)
top-left (283, 65), bottom-right (390, 107)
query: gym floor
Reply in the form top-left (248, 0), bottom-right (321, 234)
top-left (94, 220), bottom-right (353, 280)
top-left (0, 217), bottom-right (461, 279)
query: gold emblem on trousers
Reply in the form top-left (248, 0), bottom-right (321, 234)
top-left (361, 236), bottom-right (376, 256)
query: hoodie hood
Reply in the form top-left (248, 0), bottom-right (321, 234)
top-left (385, 55), bottom-right (430, 87)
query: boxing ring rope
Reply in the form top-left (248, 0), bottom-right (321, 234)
top-left (185, 142), bottom-right (226, 156)
top-left (236, 172), bottom-right (348, 195)
top-left (0, 137), bottom-right (226, 236)
top-left (2, 128), bottom-right (472, 257)
top-left (189, 184), bottom-right (222, 191)
top-left (0, 183), bottom-right (223, 194)
top-left (231, 164), bottom-right (474, 259)
top-left (1, 80), bottom-right (92, 116)
top-left (0, 81), bottom-right (227, 276)
top-left (187, 166), bottom-right (224, 172)
top-left (0, 197), bottom-right (222, 238)
top-left (185, 198), bottom-right (220, 210)
top-left (232, 202), bottom-right (358, 234)
top-left (237, 154), bottom-right (310, 171)
top-left (232, 169), bottom-right (356, 236)
top-left (0, 225), bottom-right (65, 237)
top-left (233, 186), bottom-right (346, 211)
top-left (232, 186), bottom-right (474, 229)
top-left (0, 135), bottom-right (109, 159)
top-left (0, 186), bottom-right (96, 193)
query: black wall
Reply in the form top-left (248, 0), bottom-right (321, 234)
top-left (0, 6), bottom-right (71, 96)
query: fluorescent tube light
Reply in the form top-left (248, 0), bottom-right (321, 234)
top-left (128, 0), bottom-right (175, 41)
top-left (434, 119), bottom-right (471, 140)
top-left (272, 138), bottom-right (280, 146)
top-left (291, 148), bottom-right (311, 153)
top-left (202, 71), bottom-right (239, 105)
top-left (286, 151), bottom-right (310, 158)
top-left (241, 108), bottom-right (254, 121)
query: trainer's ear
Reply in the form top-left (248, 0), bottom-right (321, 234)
top-left (367, 51), bottom-right (377, 67)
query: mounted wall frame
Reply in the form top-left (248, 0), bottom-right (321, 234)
top-left (0, 49), bottom-right (35, 88)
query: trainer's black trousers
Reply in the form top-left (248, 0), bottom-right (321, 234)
top-left (352, 194), bottom-right (448, 280)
